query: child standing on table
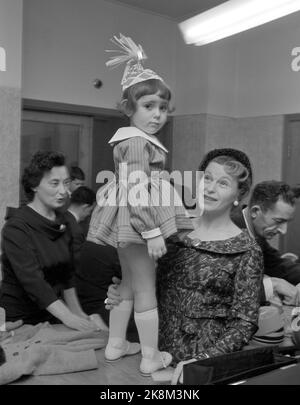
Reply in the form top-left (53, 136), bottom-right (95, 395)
top-left (87, 34), bottom-right (193, 376)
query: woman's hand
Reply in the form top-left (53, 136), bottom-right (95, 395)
top-left (0, 320), bottom-right (23, 342)
top-left (171, 358), bottom-right (197, 385)
top-left (105, 278), bottom-right (122, 310)
top-left (272, 278), bottom-right (300, 306)
top-left (62, 313), bottom-right (97, 332)
top-left (47, 299), bottom-right (96, 331)
top-left (5, 320), bottom-right (23, 332)
top-left (89, 314), bottom-right (109, 331)
top-left (147, 235), bottom-right (167, 261)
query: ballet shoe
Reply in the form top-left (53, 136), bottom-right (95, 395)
top-left (105, 340), bottom-right (141, 362)
top-left (140, 351), bottom-right (173, 377)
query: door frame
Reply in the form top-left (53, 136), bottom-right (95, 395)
top-left (22, 110), bottom-right (93, 187)
top-left (22, 98), bottom-right (174, 187)
top-left (282, 114), bottom-right (300, 181)
top-left (22, 99), bottom-right (124, 188)
top-left (281, 113), bottom-right (300, 252)
top-left (23, 98), bottom-right (124, 118)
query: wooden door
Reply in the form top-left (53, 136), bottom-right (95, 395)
top-left (282, 115), bottom-right (300, 256)
top-left (21, 111), bottom-right (93, 202)
top-left (91, 116), bottom-right (128, 192)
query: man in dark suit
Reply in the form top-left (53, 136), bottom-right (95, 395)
top-left (231, 180), bottom-right (300, 345)
top-left (64, 186), bottom-right (96, 260)
top-left (232, 180), bottom-right (300, 305)
top-left (232, 180), bottom-right (300, 345)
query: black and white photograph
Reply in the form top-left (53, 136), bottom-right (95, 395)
top-left (1, 0), bottom-right (300, 391)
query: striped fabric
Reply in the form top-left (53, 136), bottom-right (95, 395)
top-left (250, 305), bottom-right (284, 346)
top-left (251, 326), bottom-right (285, 346)
top-left (88, 132), bottom-right (194, 248)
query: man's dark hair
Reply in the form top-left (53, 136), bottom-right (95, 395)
top-left (70, 166), bottom-right (85, 181)
top-left (0, 346), bottom-right (6, 367)
top-left (292, 185), bottom-right (300, 199)
top-left (22, 151), bottom-right (65, 201)
top-left (249, 180), bottom-right (297, 212)
top-left (70, 186), bottom-right (96, 206)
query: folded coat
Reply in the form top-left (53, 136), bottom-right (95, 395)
top-left (0, 323), bottom-right (108, 385)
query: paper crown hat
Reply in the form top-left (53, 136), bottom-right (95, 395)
top-left (106, 34), bottom-right (164, 92)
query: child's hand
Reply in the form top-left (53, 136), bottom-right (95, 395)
top-left (147, 235), bottom-right (167, 260)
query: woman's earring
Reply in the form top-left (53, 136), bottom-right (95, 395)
top-left (233, 200), bottom-right (239, 207)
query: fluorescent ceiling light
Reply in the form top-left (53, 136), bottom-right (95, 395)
top-left (179, 0), bottom-right (300, 46)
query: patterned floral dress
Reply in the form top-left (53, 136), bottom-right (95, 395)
top-left (157, 229), bottom-right (263, 363)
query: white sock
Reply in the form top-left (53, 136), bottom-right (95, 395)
top-left (108, 300), bottom-right (133, 348)
top-left (134, 308), bottom-right (159, 358)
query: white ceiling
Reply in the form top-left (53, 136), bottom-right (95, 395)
top-left (107, 0), bottom-right (227, 21)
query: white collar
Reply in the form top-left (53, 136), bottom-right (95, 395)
top-left (108, 127), bottom-right (168, 153)
top-left (242, 207), bottom-right (255, 239)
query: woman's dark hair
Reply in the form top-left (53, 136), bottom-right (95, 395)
top-left (118, 78), bottom-right (173, 115)
top-left (22, 151), bottom-right (66, 201)
top-left (199, 148), bottom-right (253, 200)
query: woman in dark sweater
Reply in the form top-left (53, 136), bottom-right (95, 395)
top-left (0, 151), bottom-right (98, 331)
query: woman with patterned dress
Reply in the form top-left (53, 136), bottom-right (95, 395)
top-left (157, 148), bottom-right (263, 373)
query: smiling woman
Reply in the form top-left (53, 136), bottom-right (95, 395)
top-left (0, 151), bottom-right (100, 332)
top-left (156, 148), bottom-right (263, 365)
top-left (203, 156), bottom-right (250, 218)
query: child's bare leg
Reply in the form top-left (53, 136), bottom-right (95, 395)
top-left (105, 248), bottom-right (139, 361)
top-left (117, 250), bottom-right (133, 301)
top-left (120, 244), bottom-right (156, 312)
top-left (120, 244), bottom-right (172, 375)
